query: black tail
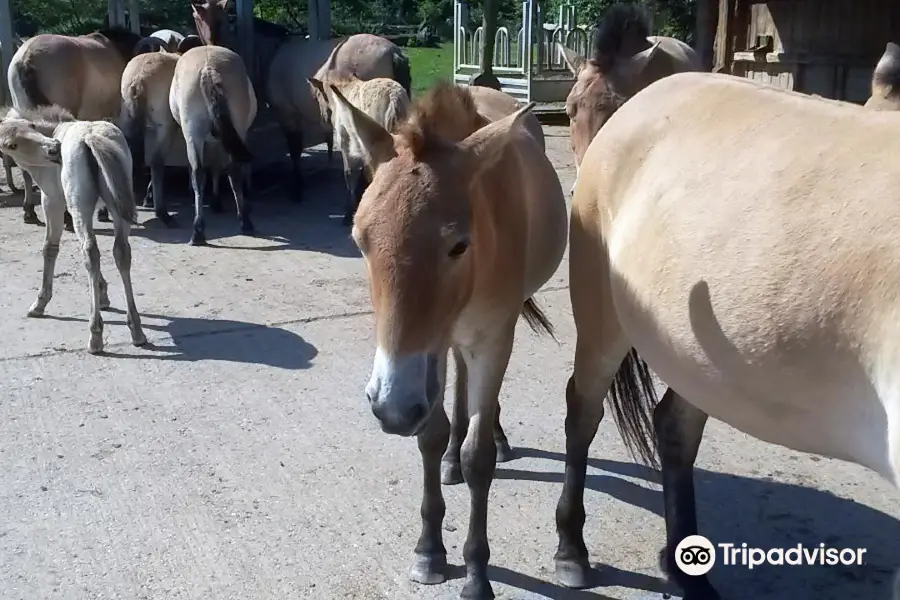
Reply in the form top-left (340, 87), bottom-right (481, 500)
top-left (608, 348), bottom-right (660, 469)
top-left (199, 72), bottom-right (253, 163)
top-left (15, 60), bottom-right (51, 107)
top-left (522, 297), bottom-right (556, 340)
top-left (392, 50), bottom-right (413, 99)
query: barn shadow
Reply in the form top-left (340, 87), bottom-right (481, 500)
top-left (495, 448), bottom-right (900, 600)
top-left (44, 309), bottom-right (317, 369)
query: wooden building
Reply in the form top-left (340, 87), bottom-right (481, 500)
top-left (694, 0), bottom-right (900, 103)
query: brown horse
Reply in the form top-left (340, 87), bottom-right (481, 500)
top-left (189, 0), bottom-right (411, 200)
top-left (331, 81), bottom-right (567, 599)
top-left (865, 41), bottom-right (900, 110)
top-left (7, 26), bottom-right (144, 229)
top-left (558, 2), bottom-right (700, 177)
top-left (561, 69), bottom-right (900, 598)
top-left (169, 44), bottom-right (257, 245)
top-left (119, 35), bottom-right (206, 224)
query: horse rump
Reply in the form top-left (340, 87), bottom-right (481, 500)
top-left (83, 133), bottom-right (138, 224)
top-left (199, 70), bottom-right (253, 163)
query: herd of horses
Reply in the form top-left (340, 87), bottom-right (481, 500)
top-left (3, 1), bottom-right (900, 599)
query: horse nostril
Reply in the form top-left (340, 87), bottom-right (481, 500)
top-left (366, 391), bottom-right (374, 405)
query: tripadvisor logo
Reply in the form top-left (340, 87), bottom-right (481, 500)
top-left (674, 535), bottom-right (867, 575)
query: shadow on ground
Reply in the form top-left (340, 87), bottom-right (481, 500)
top-left (493, 447), bottom-right (899, 600)
top-left (45, 308), bottom-right (317, 369)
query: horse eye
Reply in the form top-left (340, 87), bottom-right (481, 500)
top-left (448, 240), bottom-right (469, 258)
top-left (6, 142), bottom-right (15, 150)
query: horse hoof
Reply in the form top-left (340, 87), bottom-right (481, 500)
top-left (26, 306), bottom-right (45, 318)
top-left (88, 335), bottom-right (104, 355)
top-left (408, 552), bottom-right (447, 585)
top-left (189, 231), bottom-right (207, 246)
top-left (440, 460), bottom-right (464, 485)
top-left (495, 440), bottom-right (515, 463)
top-left (23, 212), bottom-right (44, 226)
top-left (132, 332), bottom-right (148, 347)
top-left (460, 573), bottom-right (494, 600)
top-left (555, 559), bottom-right (597, 589)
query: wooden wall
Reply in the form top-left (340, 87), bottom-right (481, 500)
top-left (709, 0), bottom-right (900, 103)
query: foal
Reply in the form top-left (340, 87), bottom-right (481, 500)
top-left (331, 82), bottom-right (568, 599)
top-left (0, 106), bottom-right (147, 354)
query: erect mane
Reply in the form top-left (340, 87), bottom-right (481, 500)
top-left (395, 81), bottom-right (486, 158)
top-left (8, 104), bottom-right (75, 125)
top-left (591, 2), bottom-right (651, 70)
top-left (90, 26), bottom-right (145, 59)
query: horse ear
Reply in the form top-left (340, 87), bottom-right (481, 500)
top-left (328, 83), bottom-right (397, 174)
top-left (628, 40), bottom-right (661, 74)
top-left (458, 101), bottom-right (536, 176)
top-left (307, 77), bottom-right (325, 94)
top-left (873, 41), bottom-right (900, 86)
top-left (215, 0), bottom-right (229, 8)
top-left (557, 43), bottom-right (586, 75)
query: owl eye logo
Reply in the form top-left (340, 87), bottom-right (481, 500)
top-left (674, 535), bottom-right (716, 576)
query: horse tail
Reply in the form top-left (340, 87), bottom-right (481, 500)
top-left (12, 58), bottom-right (51, 107)
top-left (199, 69), bottom-right (253, 163)
top-left (521, 297), bottom-right (555, 339)
top-left (83, 133), bottom-right (137, 224)
top-left (383, 86), bottom-right (410, 134)
top-left (606, 348), bottom-right (661, 469)
top-left (392, 49), bottom-right (412, 100)
top-left (118, 80), bottom-right (146, 170)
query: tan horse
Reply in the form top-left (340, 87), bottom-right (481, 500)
top-left (865, 41), bottom-right (900, 110)
top-left (119, 35), bottom-right (205, 225)
top-left (560, 69), bottom-right (900, 598)
top-left (170, 44), bottom-right (257, 245)
top-left (331, 81), bottom-right (567, 599)
top-left (7, 27), bottom-right (144, 228)
top-left (309, 71), bottom-right (410, 224)
top-left (558, 2), bottom-right (700, 177)
top-left (0, 106), bottom-right (146, 354)
top-left (189, 0), bottom-right (411, 200)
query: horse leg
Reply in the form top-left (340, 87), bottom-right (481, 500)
top-left (342, 161), bottom-right (359, 226)
top-left (26, 192), bottom-right (64, 317)
top-left (457, 323), bottom-right (517, 599)
top-left (22, 170), bottom-right (43, 226)
top-left (555, 215), bottom-right (630, 589)
top-left (189, 164), bottom-right (208, 246)
top-left (71, 203), bottom-right (106, 354)
top-left (208, 169), bottom-right (224, 214)
top-left (228, 162), bottom-right (253, 234)
top-left (441, 349), bottom-right (469, 486)
top-left (654, 389), bottom-right (719, 599)
top-left (409, 352), bottom-right (451, 586)
top-left (142, 178), bottom-right (154, 209)
top-left (150, 156), bottom-right (174, 226)
top-left (3, 154), bottom-right (19, 192)
top-left (442, 350), bottom-right (514, 485)
top-left (284, 128), bottom-right (304, 202)
top-left (111, 213), bottom-right (148, 348)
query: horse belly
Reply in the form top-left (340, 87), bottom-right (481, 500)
top-left (612, 283), bottom-right (892, 481)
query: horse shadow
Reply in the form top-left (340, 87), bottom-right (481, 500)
top-left (493, 447), bottom-right (900, 600)
top-left (46, 309), bottom-right (317, 369)
top-left (97, 154), bottom-right (361, 258)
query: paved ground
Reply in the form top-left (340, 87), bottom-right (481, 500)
top-left (1, 126), bottom-right (899, 600)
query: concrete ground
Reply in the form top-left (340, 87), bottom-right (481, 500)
top-left (0, 126), bottom-right (899, 600)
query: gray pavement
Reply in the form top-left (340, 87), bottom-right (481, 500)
top-left (0, 128), bottom-right (898, 600)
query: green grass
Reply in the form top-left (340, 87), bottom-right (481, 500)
top-left (405, 43), bottom-right (455, 97)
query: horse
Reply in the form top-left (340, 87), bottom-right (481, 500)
top-left (189, 0), bottom-right (412, 200)
top-left (557, 2), bottom-right (700, 184)
top-left (150, 29), bottom-right (185, 52)
top-left (331, 80), bottom-right (567, 599)
top-left (119, 34), bottom-right (207, 225)
top-left (0, 106), bottom-right (147, 354)
top-left (169, 44), bottom-right (257, 245)
top-left (560, 69), bottom-right (900, 599)
top-left (7, 26), bottom-right (144, 230)
top-left (865, 41), bottom-right (900, 110)
top-left (309, 68), bottom-right (410, 224)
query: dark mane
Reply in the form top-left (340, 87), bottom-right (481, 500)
top-left (592, 2), bottom-right (651, 69)
top-left (396, 80), bottom-right (485, 158)
top-left (91, 26), bottom-right (145, 59)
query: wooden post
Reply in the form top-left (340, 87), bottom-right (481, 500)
top-left (309, 0), bottom-right (331, 41)
top-left (695, 0), bottom-right (719, 70)
top-left (236, 0), bottom-right (254, 71)
top-left (0, 0), bottom-right (12, 105)
top-left (128, 0), bottom-right (141, 34)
